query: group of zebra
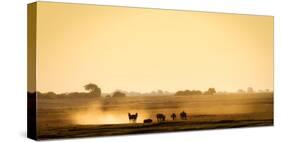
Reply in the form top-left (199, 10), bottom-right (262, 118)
top-left (128, 111), bottom-right (188, 124)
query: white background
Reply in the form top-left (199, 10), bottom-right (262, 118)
top-left (0, 0), bottom-right (280, 141)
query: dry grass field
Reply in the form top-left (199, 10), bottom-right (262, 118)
top-left (37, 93), bottom-right (273, 139)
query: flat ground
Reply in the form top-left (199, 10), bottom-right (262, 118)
top-left (37, 94), bottom-right (273, 139)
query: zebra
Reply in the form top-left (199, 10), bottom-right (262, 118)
top-left (180, 111), bottom-right (187, 120)
top-left (156, 113), bottom-right (166, 122)
top-left (171, 113), bottom-right (176, 120)
top-left (128, 113), bottom-right (138, 123)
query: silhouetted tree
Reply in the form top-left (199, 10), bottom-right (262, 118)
top-left (112, 91), bottom-right (126, 97)
top-left (192, 90), bottom-right (202, 95)
top-left (205, 88), bottom-right (216, 95)
top-left (175, 90), bottom-right (202, 96)
top-left (84, 83), bottom-right (101, 97)
top-left (175, 90), bottom-right (185, 96)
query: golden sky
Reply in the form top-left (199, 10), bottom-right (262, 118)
top-left (36, 2), bottom-right (273, 93)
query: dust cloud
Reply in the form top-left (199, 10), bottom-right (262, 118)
top-left (71, 99), bottom-right (152, 125)
top-left (70, 95), bottom-right (273, 125)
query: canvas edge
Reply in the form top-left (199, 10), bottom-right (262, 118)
top-left (27, 2), bottom-right (38, 140)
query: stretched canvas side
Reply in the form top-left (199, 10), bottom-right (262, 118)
top-left (27, 2), bottom-right (37, 140)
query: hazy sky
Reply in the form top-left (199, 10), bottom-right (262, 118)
top-left (36, 2), bottom-right (273, 93)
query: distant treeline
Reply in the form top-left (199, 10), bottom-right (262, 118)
top-left (175, 88), bottom-right (216, 96)
top-left (30, 83), bottom-right (273, 99)
top-left (35, 91), bottom-right (127, 99)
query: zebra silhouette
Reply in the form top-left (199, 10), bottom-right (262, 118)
top-left (180, 111), bottom-right (187, 120)
top-left (128, 113), bottom-right (138, 123)
top-left (156, 113), bottom-right (166, 122)
top-left (171, 113), bottom-right (176, 120)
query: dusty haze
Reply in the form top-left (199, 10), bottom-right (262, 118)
top-left (37, 94), bottom-right (273, 125)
